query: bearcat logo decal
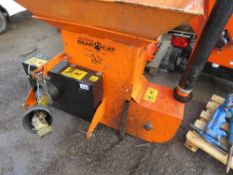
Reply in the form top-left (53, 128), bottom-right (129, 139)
top-left (77, 38), bottom-right (115, 53)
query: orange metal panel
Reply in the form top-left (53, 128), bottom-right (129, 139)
top-left (60, 30), bottom-right (138, 130)
top-left (208, 46), bottom-right (233, 69)
top-left (34, 16), bottom-right (154, 47)
top-left (43, 52), bottom-right (67, 75)
top-left (87, 99), bottom-right (107, 139)
top-left (15, 0), bottom-right (204, 40)
top-left (37, 30), bottom-right (184, 143)
top-left (126, 83), bottom-right (184, 143)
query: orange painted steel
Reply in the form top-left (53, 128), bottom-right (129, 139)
top-left (24, 88), bottom-right (37, 111)
top-left (15, 0), bottom-right (204, 40)
top-left (190, 0), bottom-right (233, 69)
top-left (17, 0), bottom-right (203, 143)
top-left (127, 83), bottom-right (184, 143)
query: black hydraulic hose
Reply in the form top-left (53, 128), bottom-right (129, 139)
top-left (175, 0), bottom-right (233, 102)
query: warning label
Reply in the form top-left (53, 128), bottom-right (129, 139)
top-left (89, 75), bottom-right (99, 82)
top-left (143, 87), bottom-right (158, 103)
top-left (24, 57), bottom-right (47, 67)
top-left (61, 67), bottom-right (88, 81)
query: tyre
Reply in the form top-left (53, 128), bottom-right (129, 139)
top-left (0, 11), bottom-right (7, 35)
top-left (166, 45), bottom-right (192, 72)
top-left (167, 46), bottom-right (183, 72)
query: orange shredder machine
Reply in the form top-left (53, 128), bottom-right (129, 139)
top-left (15, 0), bottom-right (204, 143)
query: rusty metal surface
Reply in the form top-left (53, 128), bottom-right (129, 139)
top-left (14, 0), bottom-right (204, 40)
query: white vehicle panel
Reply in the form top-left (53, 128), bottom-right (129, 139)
top-left (0, 0), bottom-right (25, 16)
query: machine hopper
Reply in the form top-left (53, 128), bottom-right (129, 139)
top-left (15, 0), bottom-right (204, 41)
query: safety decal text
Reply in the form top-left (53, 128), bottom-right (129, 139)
top-left (144, 87), bottom-right (158, 103)
top-left (24, 57), bottom-right (47, 67)
top-left (89, 75), bottom-right (99, 82)
top-left (61, 67), bottom-right (88, 81)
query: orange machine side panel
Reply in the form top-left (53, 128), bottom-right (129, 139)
top-left (15, 0), bottom-right (203, 40)
top-left (127, 83), bottom-right (184, 143)
top-left (208, 46), bottom-right (233, 69)
top-left (61, 30), bottom-right (138, 129)
top-left (33, 29), bottom-right (185, 143)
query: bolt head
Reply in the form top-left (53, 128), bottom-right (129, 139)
top-left (144, 122), bottom-right (153, 131)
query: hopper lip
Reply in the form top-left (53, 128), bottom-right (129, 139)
top-left (99, 0), bottom-right (204, 16)
top-left (34, 15), bottom-right (158, 43)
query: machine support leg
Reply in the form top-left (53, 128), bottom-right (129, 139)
top-left (119, 101), bottom-right (130, 140)
top-left (86, 100), bottom-right (106, 139)
top-left (174, 0), bottom-right (233, 103)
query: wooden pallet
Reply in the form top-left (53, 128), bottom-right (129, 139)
top-left (185, 95), bottom-right (233, 169)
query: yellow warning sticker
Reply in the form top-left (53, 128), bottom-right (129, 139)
top-left (61, 67), bottom-right (88, 81)
top-left (89, 75), bottom-right (99, 82)
top-left (24, 57), bottom-right (47, 67)
top-left (144, 87), bottom-right (158, 103)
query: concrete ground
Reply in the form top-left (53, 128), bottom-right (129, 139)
top-left (0, 13), bottom-right (233, 175)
